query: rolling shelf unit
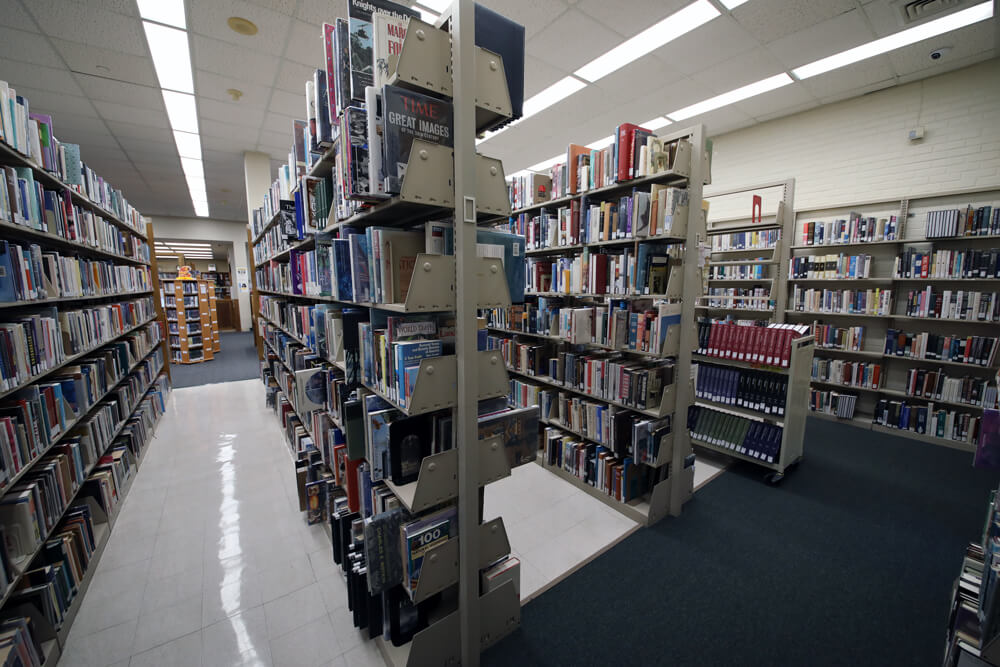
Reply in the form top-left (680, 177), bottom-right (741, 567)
top-left (786, 187), bottom-right (1000, 451)
top-left (497, 122), bottom-right (710, 524)
top-left (0, 129), bottom-right (173, 663)
top-left (698, 179), bottom-right (795, 321)
top-left (247, 3), bottom-right (524, 665)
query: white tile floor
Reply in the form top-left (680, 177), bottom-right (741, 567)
top-left (60, 378), bottom-right (726, 667)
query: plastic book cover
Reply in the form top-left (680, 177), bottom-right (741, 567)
top-left (478, 405), bottom-right (539, 468)
top-left (404, 506), bottom-right (457, 593)
top-left (363, 507), bottom-right (404, 594)
top-left (292, 119), bottom-right (307, 178)
top-left (279, 199), bottom-right (297, 239)
top-left (373, 12), bottom-right (410, 90)
top-left (381, 85), bottom-right (453, 195)
top-left (305, 479), bottom-right (327, 525)
top-left (347, 0), bottom-right (417, 104)
top-left (388, 414), bottom-right (431, 485)
top-left (975, 409), bottom-right (1000, 468)
top-left (476, 229), bottom-right (525, 303)
top-left (342, 106), bottom-right (374, 201)
top-left (349, 234), bottom-right (372, 302)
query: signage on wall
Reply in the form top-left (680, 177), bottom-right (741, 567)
top-left (237, 267), bottom-right (249, 294)
top-left (208, 263), bottom-right (216, 271)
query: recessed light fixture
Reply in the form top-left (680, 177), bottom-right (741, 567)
top-left (792, 1), bottom-right (992, 79)
top-left (143, 21), bottom-right (194, 93)
top-left (227, 16), bottom-right (259, 36)
top-left (667, 73), bottom-right (794, 120)
top-left (574, 0), bottom-right (720, 83)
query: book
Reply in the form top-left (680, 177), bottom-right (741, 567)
top-left (473, 4), bottom-right (525, 122)
top-left (388, 414), bottom-right (431, 485)
top-left (381, 85), bottom-right (453, 194)
top-left (402, 506), bottom-right (457, 594)
top-left (347, 0), bottom-right (418, 104)
top-left (372, 12), bottom-right (411, 89)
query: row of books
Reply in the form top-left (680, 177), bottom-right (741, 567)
top-left (703, 287), bottom-right (774, 310)
top-left (0, 82), bottom-right (144, 231)
top-left (695, 321), bottom-right (810, 367)
top-left (0, 241), bottom-right (150, 303)
top-left (0, 615), bottom-right (43, 666)
top-left (902, 288), bottom-right (999, 322)
top-left (710, 228), bottom-right (780, 252)
top-left (790, 287), bottom-right (893, 315)
top-left (788, 253), bottom-right (873, 280)
top-left (811, 357), bottom-right (882, 389)
top-left (526, 243), bottom-right (677, 296)
top-left (883, 329), bottom-right (998, 367)
top-left (537, 390), bottom-right (671, 466)
top-left (872, 399), bottom-right (981, 443)
top-left (904, 368), bottom-right (996, 408)
top-left (895, 248), bottom-right (1000, 280)
top-left (694, 362), bottom-right (788, 417)
top-left (926, 206), bottom-right (999, 239)
top-left (811, 323), bottom-right (865, 351)
top-left (256, 225), bottom-right (525, 305)
top-left (509, 185), bottom-right (689, 247)
top-left (707, 263), bottom-right (770, 280)
top-left (0, 326), bottom-right (162, 492)
top-left (687, 404), bottom-right (784, 464)
top-left (809, 390), bottom-right (857, 419)
top-left (542, 428), bottom-right (661, 502)
top-left (0, 166), bottom-right (149, 265)
top-left (527, 126), bottom-right (692, 202)
top-left (0, 296), bottom-right (155, 393)
top-left (799, 214), bottom-right (901, 246)
top-left (358, 315), bottom-right (450, 409)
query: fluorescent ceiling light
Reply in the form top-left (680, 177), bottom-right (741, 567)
top-left (194, 202), bottom-right (210, 217)
top-left (136, 0), bottom-right (186, 28)
top-left (719, 0), bottom-right (750, 9)
top-left (143, 22), bottom-right (194, 93)
top-left (667, 73), bottom-right (793, 120)
top-left (180, 157), bottom-right (204, 180)
top-left (642, 116), bottom-right (673, 131)
top-left (522, 76), bottom-right (588, 119)
top-left (586, 135), bottom-right (615, 150)
top-left (574, 0), bottom-right (720, 82)
top-left (172, 131), bottom-right (202, 160)
top-left (162, 91), bottom-right (199, 133)
top-left (417, 8), bottom-right (440, 21)
top-left (528, 154), bottom-right (564, 172)
top-left (417, 0), bottom-right (450, 12)
top-left (793, 1), bottom-right (992, 79)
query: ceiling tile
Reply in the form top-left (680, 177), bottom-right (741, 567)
top-left (7, 86), bottom-right (97, 119)
top-left (685, 47), bottom-right (787, 95)
top-left (478, 0), bottom-right (570, 40)
top-left (575, 0), bottom-right (688, 39)
top-left (199, 118), bottom-right (259, 145)
top-left (119, 138), bottom-right (178, 161)
top-left (195, 70), bottom-right (272, 109)
top-left (258, 130), bottom-right (290, 149)
top-left (895, 50), bottom-right (996, 86)
top-left (800, 54), bottom-right (897, 102)
top-left (766, 9), bottom-right (876, 71)
top-left (24, 0), bottom-right (148, 57)
top-left (273, 59), bottom-right (316, 94)
top-left (192, 35), bottom-right (280, 86)
top-left (199, 97), bottom-right (267, 128)
top-left (202, 133), bottom-right (258, 154)
top-left (93, 100), bottom-right (169, 128)
top-left (203, 149), bottom-right (245, 168)
top-left (261, 112), bottom-right (294, 135)
top-left (74, 75), bottom-right (164, 111)
top-left (48, 112), bottom-right (111, 138)
top-left (294, 0), bottom-right (346, 25)
top-left (523, 56), bottom-right (569, 100)
top-left (104, 120), bottom-right (173, 144)
top-left (50, 38), bottom-right (157, 87)
top-left (859, 0), bottom-right (909, 37)
top-left (268, 88), bottom-right (307, 118)
top-left (189, 0), bottom-right (292, 56)
top-left (527, 8), bottom-right (622, 73)
top-left (2, 1), bottom-right (40, 32)
top-left (887, 22), bottom-right (993, 77)
top-left (732, 82), bottom-right (818, 120)
top-left (1, 60), bottom-right (85, 96)
top-left (63, 0), bottom-right (140, 18)
top-left (283, 19), bottom-right (324, 66)
top-left (694, 104), bottom-right (756, 136)
top-left (593, 56), bottom-right (684, 100)
top-left (655, 16), bottom-right (760, 77)
top-left (0, 27), bottom-right (65, 68)
top-left (733, 0), bottom-right (856, 44)
top-left (752, 98), bottom-right (823, 124)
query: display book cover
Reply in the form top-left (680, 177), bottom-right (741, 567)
top-left (403, 505), bottom-right (457, 594)
top-left (381, 84), bottom-right (453, 195)
top-left (363, 505), bottom-right (405, 594)
top-left (363, 392), bottom-right (395, 482)
top-left (975, 408), bottom-right (1000, 469)
top-left (347, 0), bottom-right (417, 104)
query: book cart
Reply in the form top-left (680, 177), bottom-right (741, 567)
top-left (247, 2), bottom-right (525, 665)
top-left (162, 278), bottom-right (217, 364)
top-left (787, 187), bottom-right (1000, 451)
top-left (496, 123), bottom-right (711, 524)
top-left (0, 131), bottom-right (172, 664)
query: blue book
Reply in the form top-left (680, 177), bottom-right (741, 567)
top-left (368, 409), bottom-right (395, 482)
top-left (349, 234), bottom-right (371, 303)
top-left (394, 340), bottom-right (442, 405)
top-left (331, 238), bottom-right (353, 301)
top-left (0, 241), bottom-right (17, 302)
top-left (476, 229), bottom-right (525, 302)
top-left (294, 188), bottom-right (305, 240)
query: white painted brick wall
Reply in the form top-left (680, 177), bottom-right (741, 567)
top-left (706, 59), bottom-right (1000, 218)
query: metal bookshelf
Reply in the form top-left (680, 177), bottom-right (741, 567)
top-left (497, 122), bottom-right (710, 524)
top-left (245, 4), bottom-right (523, 664)
top-left (788, 187), bottom-right (1000, 451)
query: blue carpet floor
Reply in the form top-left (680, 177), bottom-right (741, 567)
top-left (483, 418), bottom-right (997, 667)
top-left (170, 331), bottom-right (261, 388)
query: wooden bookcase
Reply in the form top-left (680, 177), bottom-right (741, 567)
top-left (163, 278), bottom-right (218, 364)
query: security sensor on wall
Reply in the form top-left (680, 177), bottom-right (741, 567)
top-left (929, 46), bottom-right (953, 60)
top-left (908, 126), bottom-right (926, 142)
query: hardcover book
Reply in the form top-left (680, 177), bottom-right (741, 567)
top-left (347, 0), bottom-right (417, 104)
top-left (381, 85), bottom-right (453, 194)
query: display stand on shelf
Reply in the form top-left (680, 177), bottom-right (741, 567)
top-left (698, 179), bottom-right (796, 323)
top-left (787, 187), bottom-right (1000, 451)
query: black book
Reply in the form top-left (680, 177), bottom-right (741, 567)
top-left (387, 584), bottom-right (427, 646)
top-left (381, 85), bottom-right (453, 194)
top-left (278, 199), bottom-right (297, 240)
top-left (388, 414), bottom-right (432, 485)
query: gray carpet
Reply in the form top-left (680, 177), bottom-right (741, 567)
top-left (170, 331), bottom-right (261, 388)
top-left (483, 418), bottom-right (997, 667)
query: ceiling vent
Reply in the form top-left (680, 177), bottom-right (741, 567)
top-left (894, 0), bottom-right (969, 25)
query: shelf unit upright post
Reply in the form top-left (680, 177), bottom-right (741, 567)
top-left (145, 220), bottom-right (172, 383)
top-left (700, 178), bottom-right (796, 321)
top-left (451, 0), bottom-right (481, 663)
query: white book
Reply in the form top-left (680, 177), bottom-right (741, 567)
top-left (373, 12), bottom-right (411, 90)
top-left (364, 86), bottom-right (387, 199)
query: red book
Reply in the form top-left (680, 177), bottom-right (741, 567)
top-left (570, 200), bottom-right (581, 245)
top-left (722, 323), bottom-right (735, 359)
top-left (761, 327), bottom-right (777, 365)
top-left (780, 328), bottom-right (795, 368)
top-left (735, 325), bottom-right (749, 361)
top-left (616, 124), bottom-right (643, 183)
top-left (344, 455), bottom-right (363, 513)
top-left (921, 254), bottom-right (929, 278)
top-left (706, 322), bottom-right (718, 356)
top-left (592, 253), bottom-right (608, 294)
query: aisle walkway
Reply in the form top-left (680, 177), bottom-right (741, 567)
top-left (171, 331), bottom-right (261, 388)
top-left (61, 379), bottom-right (383, 667)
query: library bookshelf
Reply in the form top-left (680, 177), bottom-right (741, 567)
top-left (245, 3), bottom-right (526, 665)
top-left (786, 187), bottom-right (1000, 452)
top-left (161, 278), bottom-right (220, 364)
top-left (0, 130), bottom-right (173, 663)
top-left (497, 121), bottom-right (710, 525)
